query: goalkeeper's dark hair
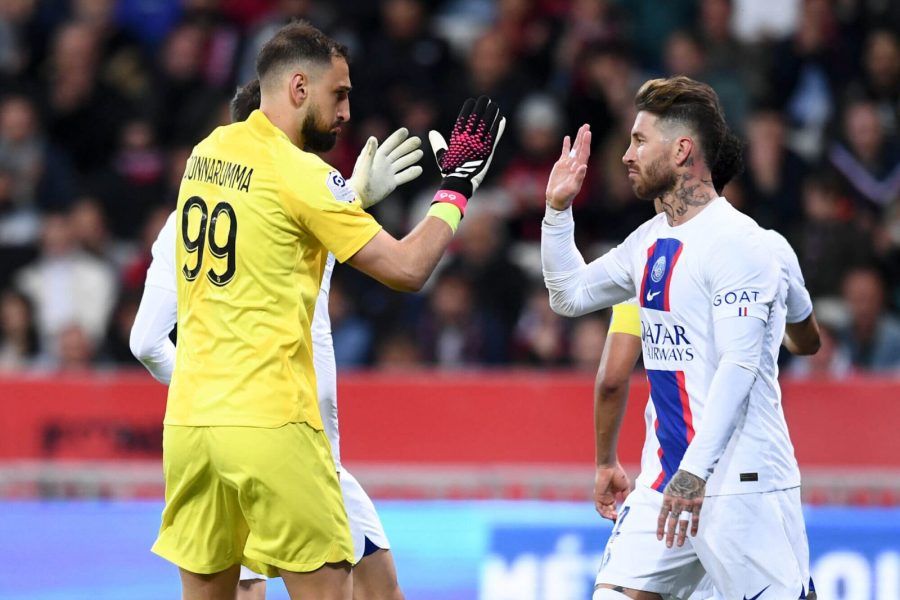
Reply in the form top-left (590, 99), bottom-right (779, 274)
top-left (231, 79), bottom-right (261, 122)
top-left (710, 129), bottom-right (744, 195)
top-left (256, 21), bottom-right (348, 86)
top-left (635, 76), bottom-right (740, 182)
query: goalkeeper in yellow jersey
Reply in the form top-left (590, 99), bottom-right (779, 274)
top-left (152, 22), bottom-right (505, 600)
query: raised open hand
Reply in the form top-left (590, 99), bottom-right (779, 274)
top-left (545, 124), bottom-right (591, 210)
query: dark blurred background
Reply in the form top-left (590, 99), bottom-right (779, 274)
top-left (0, 0), bottom-right (898, 377)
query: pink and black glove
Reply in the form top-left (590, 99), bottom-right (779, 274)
top-left (428, 96), bottom-right (506, 215)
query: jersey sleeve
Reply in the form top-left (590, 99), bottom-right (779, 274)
top-left (280, 158), bottom-right (382, 263)
top-left (608, 299), bottom-right (641, 337)
top-left (144, 211), bottom-right (177, 292)
top-left (706, 234), bottom-right (779, 324)
top-left (772, 234), bottom-right (813, 323)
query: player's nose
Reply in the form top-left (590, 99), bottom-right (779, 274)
top-left (622, 144), bottom-right (636, 165)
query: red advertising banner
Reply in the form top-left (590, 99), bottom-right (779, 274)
top-left (0, 372), bottom-right (897, 468)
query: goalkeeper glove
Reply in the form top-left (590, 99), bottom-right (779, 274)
top-left (347, 127), bottom-right (424, 209)
top-left (428, 96), bottom-right (506, 215)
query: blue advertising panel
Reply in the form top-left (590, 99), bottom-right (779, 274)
top-left (1, 500), bottom-right (898, 599)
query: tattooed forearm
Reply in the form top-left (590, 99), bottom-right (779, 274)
top-left (664, 470), bottom-right (706, 499)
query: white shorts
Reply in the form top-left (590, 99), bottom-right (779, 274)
top-left (595, 484), bottom-right (810, 600)
top-left (239, 468), bottom-right (389, 580)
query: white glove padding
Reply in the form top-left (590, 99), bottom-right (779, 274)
top-left (347, 127), bottom-right (424, 209)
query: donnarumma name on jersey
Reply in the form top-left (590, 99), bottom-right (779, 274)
top-left (183, 155), bottom-right (254, 192)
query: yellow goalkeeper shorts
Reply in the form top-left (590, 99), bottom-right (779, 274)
top-left (151, 422), bottom-right (354, 577)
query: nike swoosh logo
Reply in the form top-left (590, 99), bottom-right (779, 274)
top-left (743, 585), bottom-right (770, 600)
top-left (646, 290), bottom-right (661, 301)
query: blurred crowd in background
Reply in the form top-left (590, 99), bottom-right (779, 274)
top-left (0, 0), bottom-right (898, 377)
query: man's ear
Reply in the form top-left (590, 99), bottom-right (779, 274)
top-left (289, 72), bottom-right (308, 106)
top-left (674, 136), bottom-right (695, 167)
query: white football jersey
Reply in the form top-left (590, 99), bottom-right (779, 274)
top-left (602, 198), bottom-right (800, 496)
top-left (146, 213), bottom-right (343, 469)
top-left (765, 229), bottom-right (813, 325)
top-left (311, 253), bottom-right (342, 469)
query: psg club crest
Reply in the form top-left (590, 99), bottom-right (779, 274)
top-left (651, 256), bottom-right (667, 283)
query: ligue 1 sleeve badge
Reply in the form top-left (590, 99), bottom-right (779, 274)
top-left (326, 170), bottom-right (356, 203)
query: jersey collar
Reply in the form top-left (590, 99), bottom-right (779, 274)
top-left (246, 109), bottom-right (292, 143)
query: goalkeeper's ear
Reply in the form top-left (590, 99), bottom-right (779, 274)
top-left (428, 130), bottom-right (448, 169)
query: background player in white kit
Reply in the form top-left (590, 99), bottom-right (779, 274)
top-left (543, 76), bottom-right (815, 599)
top-left (130, 79), bottom-right (415, 600)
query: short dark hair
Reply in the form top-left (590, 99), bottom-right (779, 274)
top-left (256, 22), bottom-right (348, 84)
top-left (230, 79), bottom-right (261, 122)
top-left (711, 129), bottom-right (744, 194)
top-left (634, 76), bottom-right (735, 174)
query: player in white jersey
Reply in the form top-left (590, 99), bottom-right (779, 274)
top-left (543, 76), bottom-right (816, 600)
top-left (593, 221), bottom-right (819, 599)
top-left (130, 79), bottom-right (414, 600)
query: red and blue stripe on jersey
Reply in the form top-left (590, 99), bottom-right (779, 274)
top-left (648, 369), bottom-right (695, 490)
top-left (639, 238), bottom-right (694, 490)
top-left (639, 239), bottom-right (683, 311)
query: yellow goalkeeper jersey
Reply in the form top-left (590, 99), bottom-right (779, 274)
top-left (166, 110), bottom-right (382, 428)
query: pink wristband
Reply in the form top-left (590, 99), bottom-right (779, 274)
top-left (431, 189), bottom-right (468, 216)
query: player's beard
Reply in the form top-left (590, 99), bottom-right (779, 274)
top-left (301, 102), bottom-right (339, 153)
top-left (631, 155), bottom-right (677, 201)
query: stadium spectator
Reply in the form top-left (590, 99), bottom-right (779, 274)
top-left (839, 266), bottom-right (900, 372)
top-left (149, 22), bottom-right (223, 145)
top-left (768, 0), bottom-right (847, 160)
top-left (235, 0), bottom-right (333, 84)
top-left (501, 94), bottom-right (569, 242)
top-left (828, 98), bottom-right (900, 214)
top-left (55, 322), bottom-right (96, 371)
top-left (0, 93), bottom-right (76, 211)
top-left (354, 0), bottom-right (456, 125)
top-left (614, 0), bottom-right (696, 69)
top-left (791, 171), bottom-right (873, 299)
top-left (788, 321), bottom-right (852, 379)
top-left (457, 31), bottom-right (532, 138)
top-left (71, 0), bottom-right (148, 103)
top-left (417, 268), bottom-right (507, 367)
top-left (121, 206), bottom-right (170, 292)
top-left (848, 28), bottom-right (899, 135)
top-left (564, 42), bottom-right (637, 155)
top-left (42, 21), bottom-right (127, 175)
top-left (552, 0), bottom-right (626, 88)
top-left (329, 275), bottom-right (374, 368)
top-left (14, 211), bottom-right (117, 354)
top-left (445, 210), bottom-right (528, 351)
top-left (0, 162), bottom-right (40, 251)
top-left (569, 314), bottom-right (608, 372)
top-left (373, 330), bottom-right (422, 371)
top-left (512, 286), bottom-right (569, 366)
top-left (100, 290), bottom-right (141, 366)
top-left (91, 118), bottom-right (168, 240)
top-left (663, 29), bottom-right (749, 133)
top-left (69, 195), bottom-right (115, 264)
top-left (0, 287), bottom-right (40, 371)
top-left (739, 107), bottom-right (808, 231)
